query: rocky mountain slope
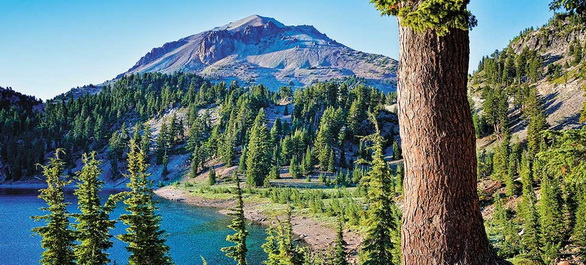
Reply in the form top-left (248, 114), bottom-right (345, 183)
top-left (120, 15), bottom-right (397, 91)
top-left (470, 14), bottom-right (586, 144)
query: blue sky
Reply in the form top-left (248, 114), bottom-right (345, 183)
top-left (1, 0), bottom-right (553, 99)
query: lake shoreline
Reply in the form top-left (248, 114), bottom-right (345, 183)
top-left (154, 185), bottom-right (363, 261)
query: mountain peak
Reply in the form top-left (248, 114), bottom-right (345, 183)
top-left (215, 15), bottom-right (285, 32)
top-left (123, 16), bottom-right (397, 91)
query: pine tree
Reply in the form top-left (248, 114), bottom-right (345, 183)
top-left (525, 87), bottom-right (547, 156)
top-left (504, 155), bottom-right (516, 196)
top-left (108, 130), bottom-right (126, 177)
top-left (262, 227), bottom-right (280, 265)
top-left (539, 175), bottom-right (563, 264)
top-left (221, 178), bottom-right (248, 265)
top-left (156, 122), bottom-right (169, 165)
top-left (237, 145), bottom-right (247, 173)
top-left (245, 109), bottom-right (272, 186)
top-left (270, 118), bottom-right (282, 144)
top-left (208, 168), bottom-right (217, 186)
top-left (141, 124), bottom-right (152, 160)
top-left (119, 140), bottom-right (172, 265)
top-left (269, 145), bottom-right (281, 180)
top-left (269, 164), bottom-right (280, 180)
top-left (508, 142), bottom-right (522, 177)
top-left (392, 141), bottom-right (401, 160)
top-left (473, 112), bottom-right (482, 138)
top-left (315, 107), bottom-right (343, 170)
top-left (132, 124), bottom-right (143, 149)
top-left (394, 169), bottom-right (404, 196)
top-left (190, 145), bottom-right (200, 178)
top-left (347, 99), bottom-right (364, 136)
top-left (73, 152), bottom-right (119, 265)
top-left (32, 149), bottom-right (76, 265)
top-left (519, 153), bottom-right (534, 213)
top-left (162, 151), bottom-right (169, 177)
top-left (289, 156), bottom-right (300, 179)
top-left (360, 130), bottom-right (396, 265)
top-left (492, 136), bottom-right (510, 181)
top-left (300, 154), bottom-right (308, 177)
top-left (168, 113), bottom-right (179, 144)
top-left (327, 149), bottom-right (336, 173)
top-left (520, 165), bottom-right (541, 263)
top-left (301, 146), bottom-right (313, 177)
top-left (333, 215), bottom-right (348, 265)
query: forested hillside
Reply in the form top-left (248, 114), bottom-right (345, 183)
top-left (0, 73), bottom-right (398, 184)
top-left (470, 13), bottom-right (586, 142)
top-left (469, 12), bottom-right (586, 265)
top-left (0, 87), bottom-right (43, 181)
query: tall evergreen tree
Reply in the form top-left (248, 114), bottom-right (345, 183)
top-left (239, 145), bottom-right (248, 173)
top-left (141, 123), bottom-right (152, 159)
top-left (221, 177), bottom-right (248, 265)
top-left (108, 130), bottom-right (126, 177)
top-left (190, 145), bottom-right (200, 178)
top-left (525, 87), bottom-right (548, 156)
top-left (539, 175), bottom-right (564, 264)
top-left (245, 109), bottom-right (272, 186)
top-left (119, 140), bottom-right (172, 265)
top-left (289, 156), bottom-right (300, 179)
top-left (32, 149), bottom-right (76, 265)
top-left (519, 157), bottom-right (541, 263)
top-left (392, 141), bottom-right (402, 160)
top-left (156, 122), bottom-right (170, 165)
top-left (221, 128), bottom-right (237, 166)
top-left (327, 149), bottom-right (336, 173)
top-left (73, 152), bottom-right (119, 265)
top-left (505, 153), bottom-right (517, 197)
top-left (315, 107), bottom-right (343, 170)
top-left (360, 128), bottom-right (396, 265)
top-left (301, 146), bottom-right (313, 177)
top-left (208, 168), bottom-right (217, 186)
top-left (492, 136), bottom-right (510, 181)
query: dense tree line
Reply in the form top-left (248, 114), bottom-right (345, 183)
top-left (0, 87), bottom-right (44, 180)
top-left (2, 69), bottom-right (399, 188)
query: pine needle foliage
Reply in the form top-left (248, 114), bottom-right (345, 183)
top-left (73, 152), bottom-right (123, 265)
top-left (32, 149), bottom-right (76, 265)
top-left (221, 177), bottom-right (249, 265)
top-left (119, 140), bottom-right (172, 265)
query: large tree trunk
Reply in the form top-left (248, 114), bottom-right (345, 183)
top-left (397, 21), bottom-right (498, 264)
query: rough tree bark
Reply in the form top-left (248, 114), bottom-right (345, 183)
top-left (397, 19), bottom-right (500, 265)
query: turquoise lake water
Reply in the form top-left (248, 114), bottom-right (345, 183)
top-left (0, 187), bottom-right (267, 265)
